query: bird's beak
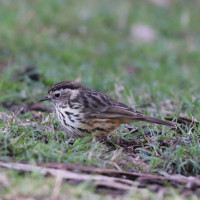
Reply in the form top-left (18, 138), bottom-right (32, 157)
top-left (38, 96), bottom-right (51, 102)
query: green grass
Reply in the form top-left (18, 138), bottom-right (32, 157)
top-left (0, 0), bottom-right (200, 199)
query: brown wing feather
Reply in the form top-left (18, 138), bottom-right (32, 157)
top-left (76, 88), bottom-right (175, 127)
top-left (87, 106), bottom-right (175, 127)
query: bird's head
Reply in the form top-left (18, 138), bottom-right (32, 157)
top-left (39, 81), bottom-right (83, 106)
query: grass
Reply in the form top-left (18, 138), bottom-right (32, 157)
top-left (0, 0), bottom-right (200, 199)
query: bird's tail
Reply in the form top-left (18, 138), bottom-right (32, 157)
top-left (140, 116), bottom-right (176, 128)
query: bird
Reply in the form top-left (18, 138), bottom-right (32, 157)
top-left (39, 81), bottom-right (175, 137)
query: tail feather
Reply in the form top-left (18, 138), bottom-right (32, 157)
top-left (141, 116), bottom-right (176, 127)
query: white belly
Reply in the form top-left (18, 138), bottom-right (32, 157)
top-left (55, 106), bottom-right (90, 137)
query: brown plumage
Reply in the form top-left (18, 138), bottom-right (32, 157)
top-left (39, 81), bottom-right (176, 137)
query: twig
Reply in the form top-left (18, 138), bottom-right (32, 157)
top-left (1, 161), bottom-right (200, 191)
top-left (0, 162), bottom-right (133, 191)
top-left (37, 162), bottom-right (200, 189)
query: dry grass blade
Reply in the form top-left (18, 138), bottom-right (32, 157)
top-left (0, 112), bottom-right (22, 123)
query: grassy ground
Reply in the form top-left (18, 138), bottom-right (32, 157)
top-left (0, 0), bottom-right (200, 199)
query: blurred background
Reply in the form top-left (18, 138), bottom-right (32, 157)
top-left (0, 0), bottom-right (200, 116)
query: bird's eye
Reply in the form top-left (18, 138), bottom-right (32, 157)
top-left (54, 93), bottom-right (60, 98)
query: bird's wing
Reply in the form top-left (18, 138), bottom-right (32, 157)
top-left (85, 105), bottom-right (144, 120)
top-left (74, 89), bottom-right (143, 119)
top-left (86, 105), bottom-right (174, 127)
top-left (70, 90), bottom-right (174, 127)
